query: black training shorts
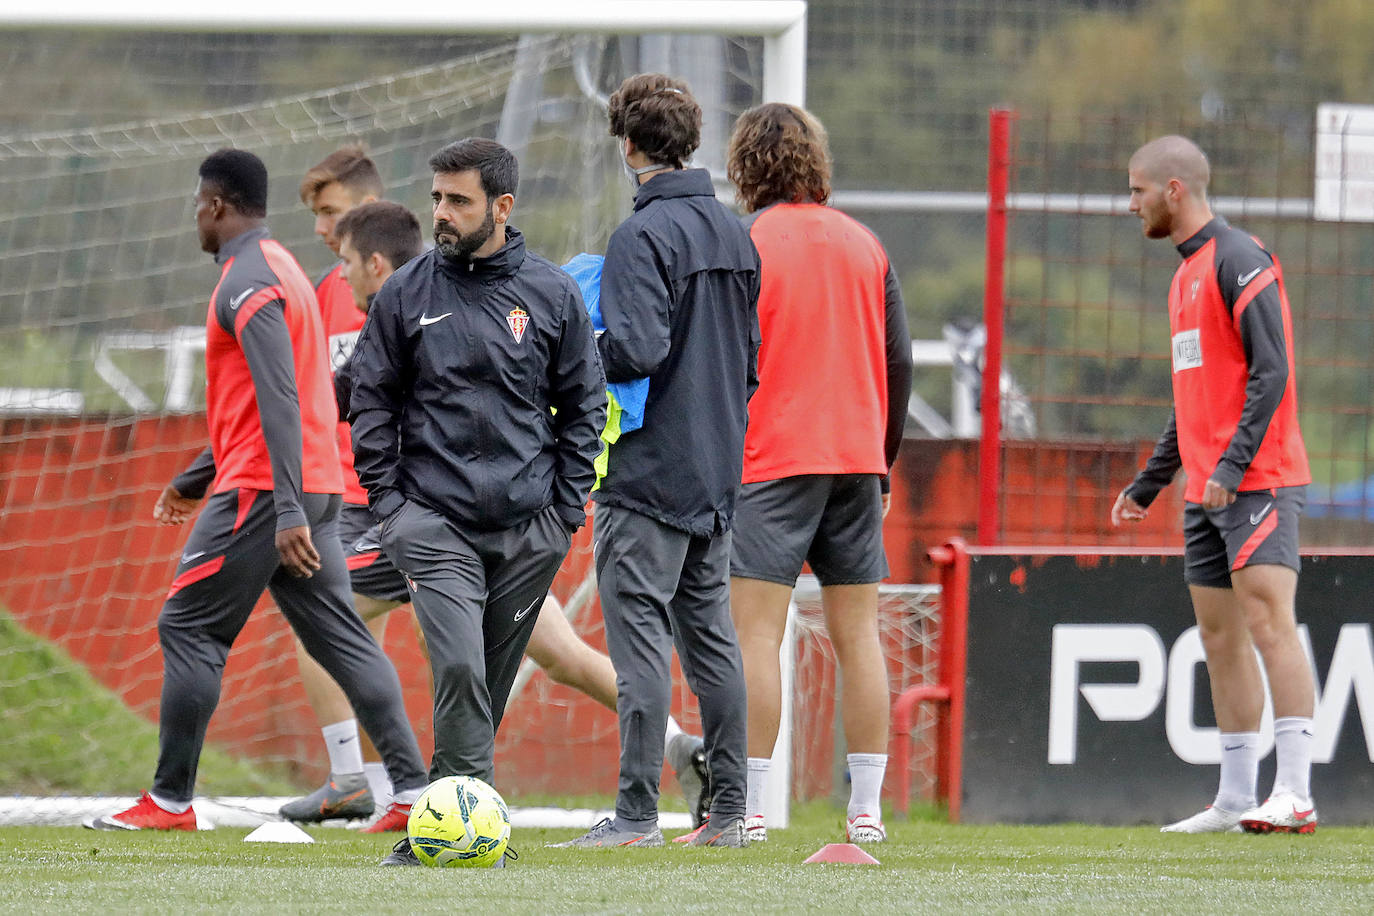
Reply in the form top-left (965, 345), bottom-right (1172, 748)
top-left (1183, 486), bottom-right (1305, 588)
top-left (730, 474), bottom-right (888, 587)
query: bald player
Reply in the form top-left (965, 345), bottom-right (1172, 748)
top-left (1113, 135), bottom-right (1316, 835)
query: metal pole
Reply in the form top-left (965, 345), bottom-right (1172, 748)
top-left (977, 108), bottom-right (1014, 546)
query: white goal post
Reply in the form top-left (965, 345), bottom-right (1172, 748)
top-left (5, 0), bottom-right (807, 105)
top-left (3, 1), bottom-right (809, 829)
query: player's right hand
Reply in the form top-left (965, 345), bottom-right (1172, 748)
top-left (1110, 488), bottom-right (1148, 526)
top-left (153, 484), bottom-right (201, 526)
top-left (276, 526), bottom-right (322, 578)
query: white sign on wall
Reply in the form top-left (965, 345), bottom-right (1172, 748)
top-left (1314, 103), bottom-right (1374, 221)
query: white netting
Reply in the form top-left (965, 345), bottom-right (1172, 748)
top-left (789, 579), bottom-right (944, 807)
top-left (0, 26), bottom-right (943, 821)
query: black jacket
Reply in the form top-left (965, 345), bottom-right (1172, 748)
top-left (348, 227), bottom-right (606, 533)
top-left (592, 168), bottom-right (761, 536)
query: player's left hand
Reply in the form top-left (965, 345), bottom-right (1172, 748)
top-left (153, 484), bottom-right (201, 526)
top-left (1201, 478), bottom-right (1236, 510)
top-left (276, 526), bottom-right (322, 578)
top-left (1110, 488), bottom-right (1147, 526)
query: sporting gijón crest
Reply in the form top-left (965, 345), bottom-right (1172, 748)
top-left (506, 306), bottom-right (529, 343)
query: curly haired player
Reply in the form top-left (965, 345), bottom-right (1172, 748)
top-left (725, 103), bottom-right (912, 845)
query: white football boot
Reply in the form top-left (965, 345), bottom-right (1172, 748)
top-left (1160, 804), bottom-right (1244, 833)
top-left (845, 813), bottom-right (886, 843)
top-left (1239, 792), bottom-right (1318, 834)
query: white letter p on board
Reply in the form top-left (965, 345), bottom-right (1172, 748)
top-left (1048, 624), bottom-right (1167, 764)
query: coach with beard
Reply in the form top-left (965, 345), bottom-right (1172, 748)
top-left (347, 138), bottom-right (606, 866)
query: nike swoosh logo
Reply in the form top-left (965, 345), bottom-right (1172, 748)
top-left (1292, 805), bottom-right (1315, 820)
top-left (513, 596), bottom-right (541, 623)
top-left (336, 735), bottom-right (356, 745)
top-left (1237, 267), bottom-right (1263, 287)
top-left (180, 550), bottom-right (206, 564)
top-left (229, 287), bottom-right (254, 309)
top-left (1223, 744), bottom-right (1246, 751)
top-left (419, 312), bottom-right (452, 327)
top-left (1249, 501), bottom-right (1273, 526)
top-left (353, 541), bottom-right (382, 552)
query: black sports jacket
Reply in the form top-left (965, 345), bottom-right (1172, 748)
top-left (348, 227), bottom-right (606, 533)
top-left (592, 168), bottom-right (762, 536)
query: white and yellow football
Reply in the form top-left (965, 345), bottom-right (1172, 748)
top-left (406, 775), bottom-right (511, 868)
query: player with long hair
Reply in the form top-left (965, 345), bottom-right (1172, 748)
top-left (725, 103), bottom-right (912, 844)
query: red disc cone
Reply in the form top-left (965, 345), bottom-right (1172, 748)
top-left (803, 843), bottom-right (880, 865)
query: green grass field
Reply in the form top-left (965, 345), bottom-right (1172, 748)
top-left (0, 610), bottom-right (295, 797)
top-left (2, 803), bottom-right (1371, 914)
top-left (4, 612), bottom-right (1372, 912)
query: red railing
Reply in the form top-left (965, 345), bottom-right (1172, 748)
top-left (892, 537), bottom-right (969, 821)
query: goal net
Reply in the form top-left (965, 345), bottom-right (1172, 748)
top-left (0, 11), bottom-right (942, 825)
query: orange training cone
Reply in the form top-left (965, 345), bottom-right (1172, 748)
top-left (803, 843), bottom-right (880, 865)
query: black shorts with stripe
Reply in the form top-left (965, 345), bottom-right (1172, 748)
top-left (1183, 486), bottom-right (1305, 588)
top-left (338, 502), bottom-right (411, 602)
top-left (730, 473), bottom-right (889, 587)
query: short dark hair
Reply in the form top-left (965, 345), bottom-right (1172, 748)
top-left (335, 201), bottom-right (424, 271)
top-left (299, 144), bottom-right (384, 204)
top-left (427, 138), bottom-right (518, 201)
top-left (607, 73), bottom-right (701, 168)
top-left (199, 148), bottom-right (269, 218)
top-left (727, 103), bottom-right (832, 212)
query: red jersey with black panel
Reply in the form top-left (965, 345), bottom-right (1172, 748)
top-left (1167, 217), bottom-right (1309, 502)
top-left (315, 261), bottom-right (369, 505)
top-left (205, 228), bottom-right (342, 501)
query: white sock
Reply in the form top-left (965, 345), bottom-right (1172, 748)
top-left (148, 791), bottom-right (191, 814)
top-left (321, 719), bottom-right (365, 776)
top-left (846, 753), bottom-right (887, 820)
top-left (746, 757), bottom-right (771, 820)
top-left (664, 716), bottom-right (684, 754)
top-left (392, 785), bottom-right (422, 806)
top-left (363, 761), bottom-right (393, 808)
top-left (1272, 716), bottom-right (1315, 800)
top-left (1215, 731), bottom-right (1261, 813)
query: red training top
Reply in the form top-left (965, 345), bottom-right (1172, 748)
top-left (1168, 218), bottom-right (1309, 501)
top-left (205, 230), bottom-right (342, 497)
top-left (316, 262), bottom-right (369, 505)
top-left (741, 202), bottom-right (909, 484)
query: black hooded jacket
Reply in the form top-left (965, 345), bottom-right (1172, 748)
top-left (592, 169), bottom-right (762, 536)
top-left (348, 227), bottom-right (606, 533)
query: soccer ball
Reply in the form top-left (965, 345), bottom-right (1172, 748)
top-left (406, 775), bottom-right (511, 868)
